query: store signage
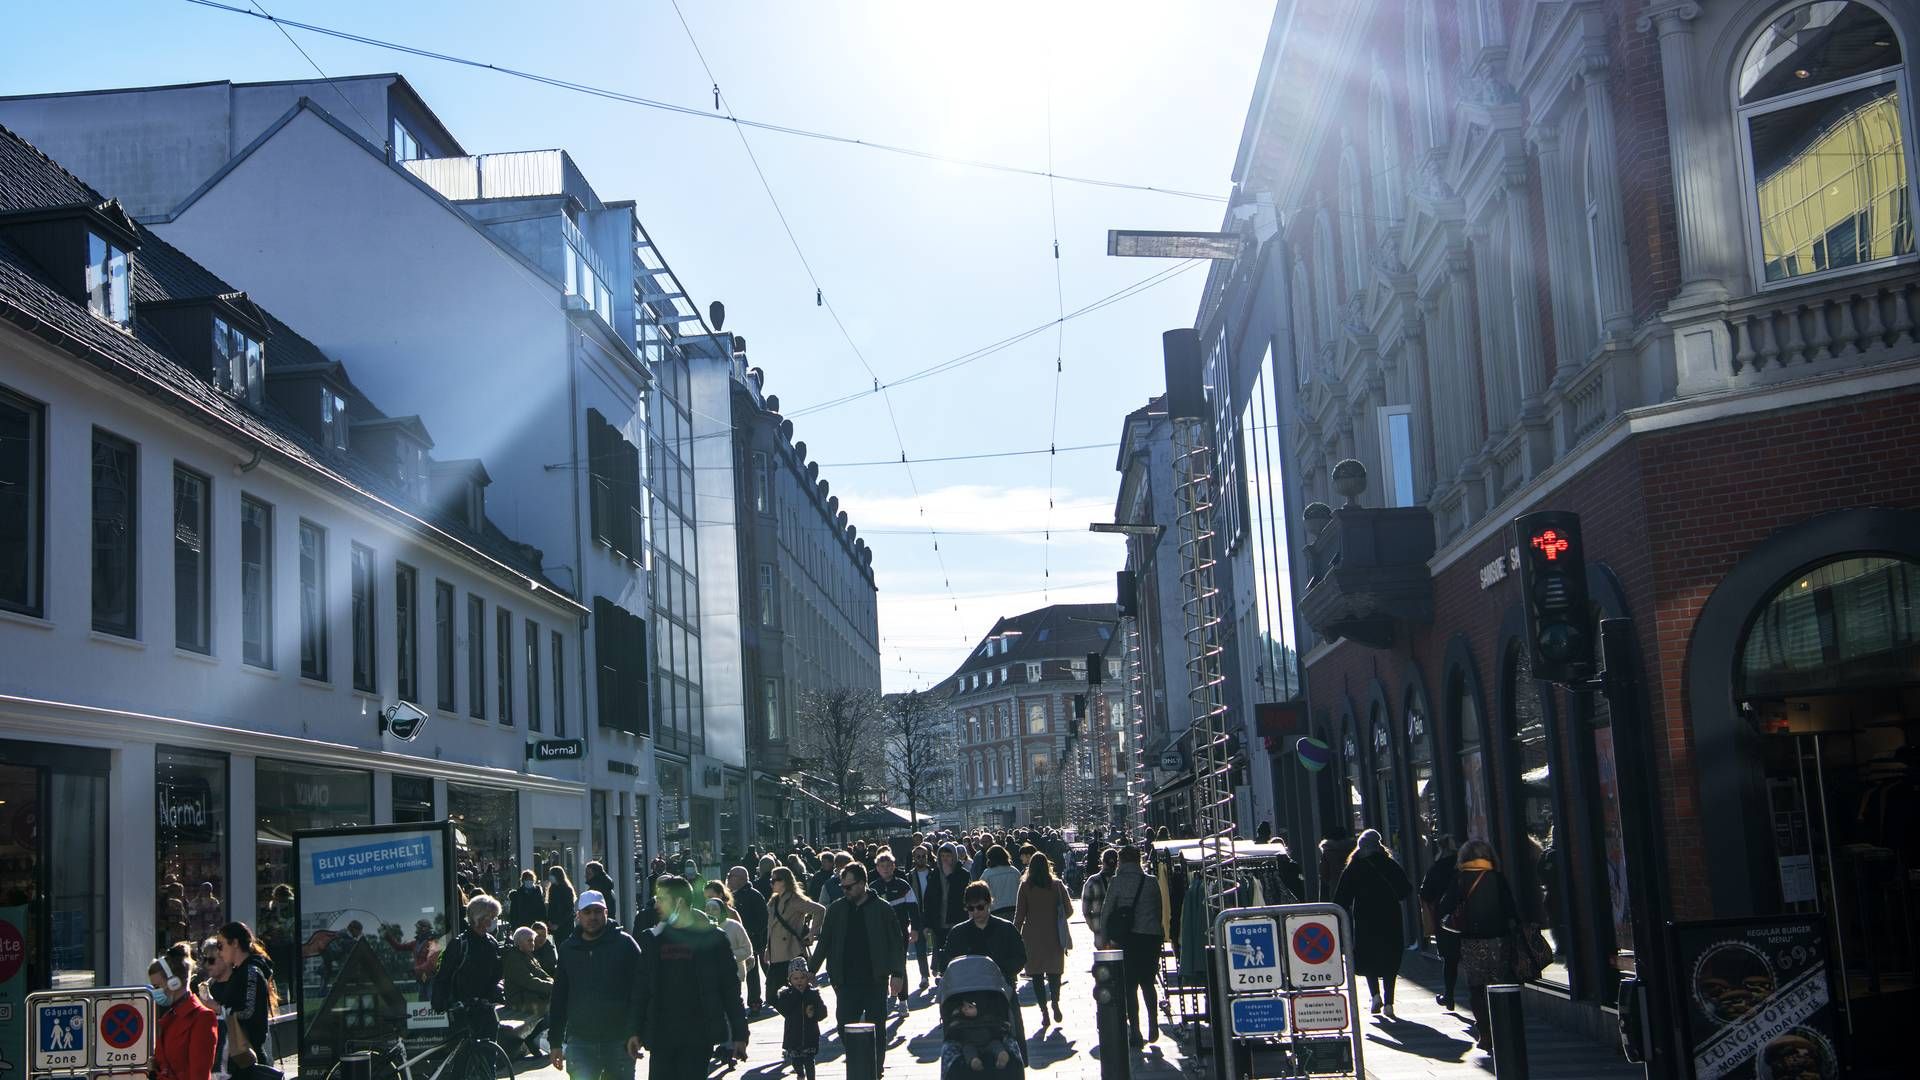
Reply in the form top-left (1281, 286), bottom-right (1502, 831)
top-left (1670, 916), bottom-right (1838, 1080)
top-left (380, 701), bottom-right (428, 742)
top-left (156, 779), bottom-right (213, 840)
top-left (527, 739), bottom-right (585, 762)
top-left (1159, 748), bottom-right (1184, 772)
top-left (1225, 916), bottom-right (1283, 990)
top-left (691, 755), bottom-right (726, 798)
top-left (1478, 546), bottom-right (1520, 590)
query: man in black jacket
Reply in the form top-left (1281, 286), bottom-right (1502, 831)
top-left (811, 863), bottom-right (906, 1075)
top-left (935, 882), bottom-right (1026, 985)
top-left (726, 866), bottom-right (769, 1012)
top-left (548, 890), bottom-right (643, 1080)
top-left (919, 845), bottom-right (971, 967)
top-left (638, 876), bottom-right (748, 1078)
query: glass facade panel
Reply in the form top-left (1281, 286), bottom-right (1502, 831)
top-left (449, 784), bottom-right (519, 894)
top-left (91, 429), bottom-right (136, 637)
top-left (255, 759), bottom-right (372, 995)
top-left (156, 747), bottom-right (226, 951)
top-left (392, 775), bottom-right (434, 824)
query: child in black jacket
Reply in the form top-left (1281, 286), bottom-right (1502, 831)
top-left (774, 958), bottom-right (826, 1078)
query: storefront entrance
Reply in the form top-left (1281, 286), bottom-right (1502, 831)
top-left (0, 743), bottom-right (108, 1000)
top-left (1741, 555), bottom-right (1917, 1069)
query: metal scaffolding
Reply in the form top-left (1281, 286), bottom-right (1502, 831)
top-left (1125, 615), bottom-right (1148, 833)
top-left (1172, 414), bottom-right (1235, 930)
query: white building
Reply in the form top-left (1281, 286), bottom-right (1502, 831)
top-left (0, 77), bottom-right (747, 867)
top-left (0, 125), bottom-right (590, 995)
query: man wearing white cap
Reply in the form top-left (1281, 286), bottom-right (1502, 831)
top-left (548, 890), bottom-right (643, 1080)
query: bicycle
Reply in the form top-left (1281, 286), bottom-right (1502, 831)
top-left (320, 1002), bottom-right (517, 1080)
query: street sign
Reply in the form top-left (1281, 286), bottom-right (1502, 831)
top-left (30, 999), bottom-right (86, 1073)
top-left (1284, 913), bottom-right (1345, 988)
top-left (1290, 990), bottom-right (1350, 1032)
top-left (1228, 996), bottom-right (1288, 1037)
top-left (92, 995), bottom-right (150, 1069)
top-left (1223, 916), bottom-right (1283, 991)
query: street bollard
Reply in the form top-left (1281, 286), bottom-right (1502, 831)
top-left (338, 1052), bottom-right (373, 1080)
top-left (1092, 949), bottom-right (1133, 1080)
top-left (1487, 985), bottom-right (1531, 1080)
top-left (842, 1021), bottom-right (881, 1080)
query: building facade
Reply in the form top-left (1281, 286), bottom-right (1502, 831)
top-left (722, 357), bottom-right (881, 844)
top-left (0, 77), bottom-right (741, 873)
top-left (945, 604), bottom-right (1130, 830)
top-left (1199, 0), bottom-right (1920, 1058)
top-left (0, 125), bottom-right (589, 1006)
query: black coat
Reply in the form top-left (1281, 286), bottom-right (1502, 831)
top-left (432, 928), bottom-right (506, 1009)
top-left (549, 925), bottom-right (643, 1045)
top-left (733, 882), bottom-right (769, 950)
top-left (935, 916), bottom-right (1026, 985)
top-left (1437, 868), bottom-right (1520, 940)
top-left (921, 866), bottom-right (971, 931)
top-left (507, 883), bottom-right (547, 929)
top-left (1333, 852), bottom-right (1412, 977)
top-left (637, 923), bottom-right (749, 1049)
top-left (546, 881), bottom-right (577, 940)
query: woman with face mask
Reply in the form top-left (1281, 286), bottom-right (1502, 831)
top-left (151, 944), bottom-right (218, 1080)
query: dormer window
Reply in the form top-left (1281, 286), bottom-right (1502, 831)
top-left (399, 441), bottom-right (429, 503)
top-left (86, 232), bottom-right (129, 325)
top-left (390, 118), bottom-right (422, 163)
top-left (213, 317), bottom-right (264, 407)
top-left (320, 390), bottom-right (349, 453)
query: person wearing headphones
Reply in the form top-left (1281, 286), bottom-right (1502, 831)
top-left (150, 944), bottom-right (219, 1080)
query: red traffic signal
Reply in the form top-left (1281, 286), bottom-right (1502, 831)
top-left (1513, 511), bottom-right (1594, 684)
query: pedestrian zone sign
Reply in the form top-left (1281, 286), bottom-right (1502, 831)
top-left (1229, 996), bottom-right (1288, 1037)
top-left (1283, 912), bottom-right (1345, 988)
top-left (30, 999), bottom-right (85, 1073)
top-left (1224, 916), bottom-right (1283, 990)
top-left (92, 994), bottom-right (151, 1069)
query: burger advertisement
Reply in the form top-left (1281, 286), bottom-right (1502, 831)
top-left (1671, 917), bottom-right (1840, 1079)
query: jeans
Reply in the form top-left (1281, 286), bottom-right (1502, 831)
top-left (1030, 972), bottom-right (1060, 1008)
top-left (1120, 936), bottom-right (1161, 1035)
top-left (562, 1039), bottom-right (633, 1080)
top-left (834, 981), bottom-right (892, 1073)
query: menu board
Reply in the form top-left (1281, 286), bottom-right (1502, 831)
top-left (1669, 916), bottom-right (1839, 1080)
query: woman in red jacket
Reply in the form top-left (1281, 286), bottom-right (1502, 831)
top-left (150, 945), bottom-right (218, 1080)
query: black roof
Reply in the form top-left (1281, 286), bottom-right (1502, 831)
top-left (949, 603), bottom-right (1119, 679)
top-left (0, 123), bottom-right (573, 605)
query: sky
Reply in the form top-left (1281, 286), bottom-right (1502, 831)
top-left (2, 0), bottom-right (1275, 692)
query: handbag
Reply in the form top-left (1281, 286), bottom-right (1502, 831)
top-left (225, 1013), bottom-right (283, 1080)
top-left (1105, 874), bottom-right (1144, 940)
top-left (1507, 923), bottom-right (1552, 981)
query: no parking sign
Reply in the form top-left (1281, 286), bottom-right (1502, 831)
top-left (92, 994), bottom-right (150, 1069)
top-left (1284, 912), bottom-right (1345, 988)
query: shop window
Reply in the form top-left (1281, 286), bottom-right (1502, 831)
top-left (156, 747), bottom-right (226, 952)
top-left (449, 784), bottom-right (519, 890)
top-left (1453, 674), bottom-right (1490, 844)
top-left (1737, 2), bottom-right (1914, 284)
top-left (350, 543), bottom-right (377, 693)
top-left (241, 497), bottom-right (273, 667)
top-left (392, 775), bottom-right (434, 824)
top-left (1370, 706), bottom-right (1403, 854)
top-left (1583, 640), bottom-right (1635, 972)
top-left (1505, 643), bottom-right (1572, 988)
top-left (255, 759), bottom-right (371, 1003)
top-left (1405, 689), bottom-right (1437, 881)
top-left (1739, 555), bottom-right (1920, 696)
top-left (298, 521), bottom-right (327, 680)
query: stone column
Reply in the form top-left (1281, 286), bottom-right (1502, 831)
top-left (1580, 54), bottom-right (1635, 334)
top-left (1640, 2), bottom-right (1729, 303)
top-left (1403, 307), bottom-right (1436, 498)
top-left (1445, 248), bottom-right (1488, 519)
top-left (1468, 219), bottom-right (1517, 434)
top-left (1530, 124), bottom-right (1588, 381)
top-left (1503, 164), bottom-right (1548, 404)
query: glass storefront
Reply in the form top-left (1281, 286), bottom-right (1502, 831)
top-left (1341, 725), bottom-right (1365, 835)
top-left (1454, 679), bottom-right (1489, 844)
top-left (448, 784), bottom-right (519, 895)
top-left (1369, 707), bottom-right (1403, 855)
top-left (534, 829), bottom-right (579, 881)
top-left (1507, 646), bottom-right (1571, 988)
top-left (156, 747), bottom-right (227, 951)
top-left (392, 775), bottom-right (433, 824)
top-left (256, 759), bottom-right (372, 993)
top-left (720, 775), bottom-right (744, 859)
top-left (1406, 691), bottom-right (1437, 882)
top-left (0, 743), bottom-right (108, 997)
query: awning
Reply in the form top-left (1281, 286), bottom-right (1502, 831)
top-left (825, 805), bottom-right (934, 835)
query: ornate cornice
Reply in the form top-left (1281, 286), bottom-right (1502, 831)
top-left (1636, 2), bottom-right (1701, 35)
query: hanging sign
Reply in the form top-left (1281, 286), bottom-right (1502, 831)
top-left (1284, 913), bottom-right (1345, 988)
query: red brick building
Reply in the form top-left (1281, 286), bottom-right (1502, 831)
top-left (1200, 0), bottom-right (1920, 1060)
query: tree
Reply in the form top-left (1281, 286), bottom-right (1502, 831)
top-left (883, 691), bottom-right (956, 828)
top-left (794, 687), bottom-right (885, 810)
top-left (1029, 760), bottom-right (1066, 827)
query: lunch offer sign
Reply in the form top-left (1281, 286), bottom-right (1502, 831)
top-left (1669, 916), bottom-right (1840, 1080)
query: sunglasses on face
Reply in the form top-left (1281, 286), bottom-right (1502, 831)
top-left (966, 903), bottom-right (990, 912)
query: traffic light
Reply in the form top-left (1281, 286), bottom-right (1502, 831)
top-left (1513, 510), bottom-right (1594, 684)
top-left (1116, 570), bottom-right (1138, 617)
top-left (1087, 652), bottom-right (1104, 685)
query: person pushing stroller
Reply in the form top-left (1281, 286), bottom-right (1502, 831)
top-left (938, 955), bottom-right (1025, 1077)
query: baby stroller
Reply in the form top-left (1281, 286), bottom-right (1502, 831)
top-left (937, 955), bottom-right (1027, 1078)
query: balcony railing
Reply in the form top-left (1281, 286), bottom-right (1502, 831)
top-left (1725, 264), bottom-right (1920, 381)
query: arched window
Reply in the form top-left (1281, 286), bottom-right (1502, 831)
top-left (1505, 641), bottom-right (1570, 987)
top-left (1370, 704), bottom-right (1401, 852)
top-left (1405, 686), bottom-right (1436, 876)
top-left (1339, 144), bottom-right (1368, 298)
top-left (1453, 672), bottom-right (1489, 842)
top-left (1369, 70), bottom-right (1403, 227)
top-left (1737, 1), bottom-right (1914, 284)
top-left (1414, 1), bottom-right (1448, 149)
top-left (1739, 555), bottom-right (1920, 696)
top-left (1291, 257), bottom-right (1318, 385)
top-left (1003, 748), bottom-right (1015, 790)
top-left (1314, 210), bottom-right (1340, 346)
top-left (1341, 721), bottom-right (1367, 835)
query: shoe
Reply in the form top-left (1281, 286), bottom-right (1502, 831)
top-left (1129, 1030), bottom-right (1145, 1048)
top-left (1437, 995), bottom-right (1454, 1010)
top-left (1052, 1002), bottom-right (1064, 1023)
top-left (1370, 999), bottom-right (1383, 1015)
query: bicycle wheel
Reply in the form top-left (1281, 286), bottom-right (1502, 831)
top-left (457, 1040), bottom-right (514, 1080)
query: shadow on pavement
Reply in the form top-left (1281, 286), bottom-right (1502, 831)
top-left (1363, 1017), bottom-right (1475, 1063)
top-left (1024, 1027), bottom-right (1081, 1069)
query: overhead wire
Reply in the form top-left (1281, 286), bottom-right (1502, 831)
top-left (1042, 70), bottom-right (1065, 605)
top-left (178, 0), bottom-right (1230, 204)
top-left (665, 0), bottom-right (971, 647)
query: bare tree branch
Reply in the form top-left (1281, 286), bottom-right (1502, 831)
top-left (883, 690), bottom-right (956, 827)
top-left (795, 687), bottom-right (885, 810)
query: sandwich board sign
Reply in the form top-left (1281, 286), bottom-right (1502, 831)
top-left (1284, 912), bottom-right (1345, 988)
top-left (1224, 915), bottom-right (1283, 991)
